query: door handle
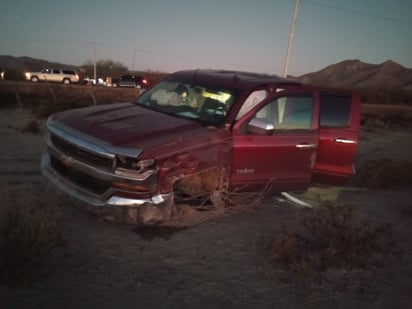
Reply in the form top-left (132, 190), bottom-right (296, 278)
top-left (334, 138), bottom-right (356, 144)
top-left (296, 143), bottom-right (316, 148)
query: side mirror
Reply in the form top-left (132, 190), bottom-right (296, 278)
top-left (247, 118), bottom-right (274, 135)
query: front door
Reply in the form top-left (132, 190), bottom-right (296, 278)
top-left (231, 92), bottom-right (317, 192)
top-left (312, 92), bottom-right (361, 185)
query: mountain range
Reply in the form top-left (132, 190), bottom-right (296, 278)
top-left (296, 59), bottom-right (412, 91)
top-left (1, 55), bottom-right (411, 91)
top-left (0, 55), bottom-right (75, 72)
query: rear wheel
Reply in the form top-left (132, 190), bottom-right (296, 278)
top-left (63, 78), bottom-right (71, 84)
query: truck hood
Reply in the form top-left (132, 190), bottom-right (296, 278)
top-left (48, 103), bottom-right (207, 158)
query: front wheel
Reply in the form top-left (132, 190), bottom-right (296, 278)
top-left (31, 76), bottom-right (39, 82)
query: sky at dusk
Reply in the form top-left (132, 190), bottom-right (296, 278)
top-left (0, 0), bottom-right (411, 76)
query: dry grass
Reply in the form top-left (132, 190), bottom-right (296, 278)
top-left (2, 82), bottom-right (412, 127)
top-left (0, 186), bottom-right (64, 285)
top-left (359, 158), bottom-right (412, 189)
top-left (29, 85), bottom-right (141, 118)
top-left (0, 81), bottom-right (140, 118)
top-left (20, 119), bottom-right (41, 134)
top-left (361, 104), bottom-right (412, 129)
top-left (260, 202), bottom-right (396, 280)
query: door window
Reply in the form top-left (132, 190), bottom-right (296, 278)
top-left (236, 89), bottom-right (268, 120)
top-left (254, 95), bottom-right (313, 131)
top-left (319, 95), bottom-right (351, 127)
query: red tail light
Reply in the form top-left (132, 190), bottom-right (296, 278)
top-left (142, 78), bottom-right (148, 85)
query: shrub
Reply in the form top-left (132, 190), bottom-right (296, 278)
top-left (27, 86), bottom-right (140, 119)
top-left (361, 104), bottom-right (412, 129)
top-left (359, 158), bottom-right (412, 189)
top-left (260, 202), bottom-right (394, 277)
top-left (0, 186), bottom-right (64, 285)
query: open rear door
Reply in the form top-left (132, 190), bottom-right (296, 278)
top-left (313, 91), bottom-right (361, 185)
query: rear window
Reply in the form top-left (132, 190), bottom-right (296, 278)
top-left (62, 70), bottom-right (75, 75)
top-left (319, 95), bottom-right (351, 127)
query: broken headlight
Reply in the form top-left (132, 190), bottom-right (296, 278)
top-left (115, 157), bottom-right (156, 180)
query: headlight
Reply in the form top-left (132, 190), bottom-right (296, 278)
top-left (131, 159), bottom-right (155, 172)
top-left (115, 158), bottom-right (156, 180)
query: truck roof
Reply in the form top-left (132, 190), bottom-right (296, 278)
top-left (167, 70), bottom-right (301, 90)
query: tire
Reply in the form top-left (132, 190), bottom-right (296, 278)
top-left (31, 76), bottom-right (39, 82)
top-left (63, 78), bottom-right (71, 84)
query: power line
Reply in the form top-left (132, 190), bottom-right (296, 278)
top-left (304, 0), bottom-right (412, 25)
top-left (0, 37), bottom-right (271, 72)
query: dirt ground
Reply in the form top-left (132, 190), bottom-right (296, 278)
top-left (1, 106), bottom-right (411, 308)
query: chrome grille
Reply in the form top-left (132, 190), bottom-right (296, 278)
top-left (50, 155), bottom-right (111, 195)
top-left (51, 134), bottom-right (113, 168)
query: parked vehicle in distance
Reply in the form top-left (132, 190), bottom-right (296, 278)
top-left (111, 75), bottom-right (148, 88)
top-left (41, 70), bottom-right (360, 225)
top-left (83, 77), bottom-right (105, 86)
top-left (25, 68), bottom-right (79, 84)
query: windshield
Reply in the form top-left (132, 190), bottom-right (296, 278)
top-left (136, 80), bottom-right (237, 126)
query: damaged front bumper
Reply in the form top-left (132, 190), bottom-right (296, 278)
top-left (41, 123), bottom-right (173, 210)
top-left (41, 153), bottom-right (173, 208)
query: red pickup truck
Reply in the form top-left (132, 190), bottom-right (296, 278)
top-left (41, 70), bottom-right (360, 224)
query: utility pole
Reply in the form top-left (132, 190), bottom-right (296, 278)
top-left (132, 49), bottom-right (137, 72)
top-left (283, 0), bottom-right (300, 78)
top-left (93, 41), bottom-right (97, 82)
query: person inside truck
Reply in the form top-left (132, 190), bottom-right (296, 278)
top-left (150, 84), bottom-right (189, 106)
top-left (150, 83), bottom-right (204, 109)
